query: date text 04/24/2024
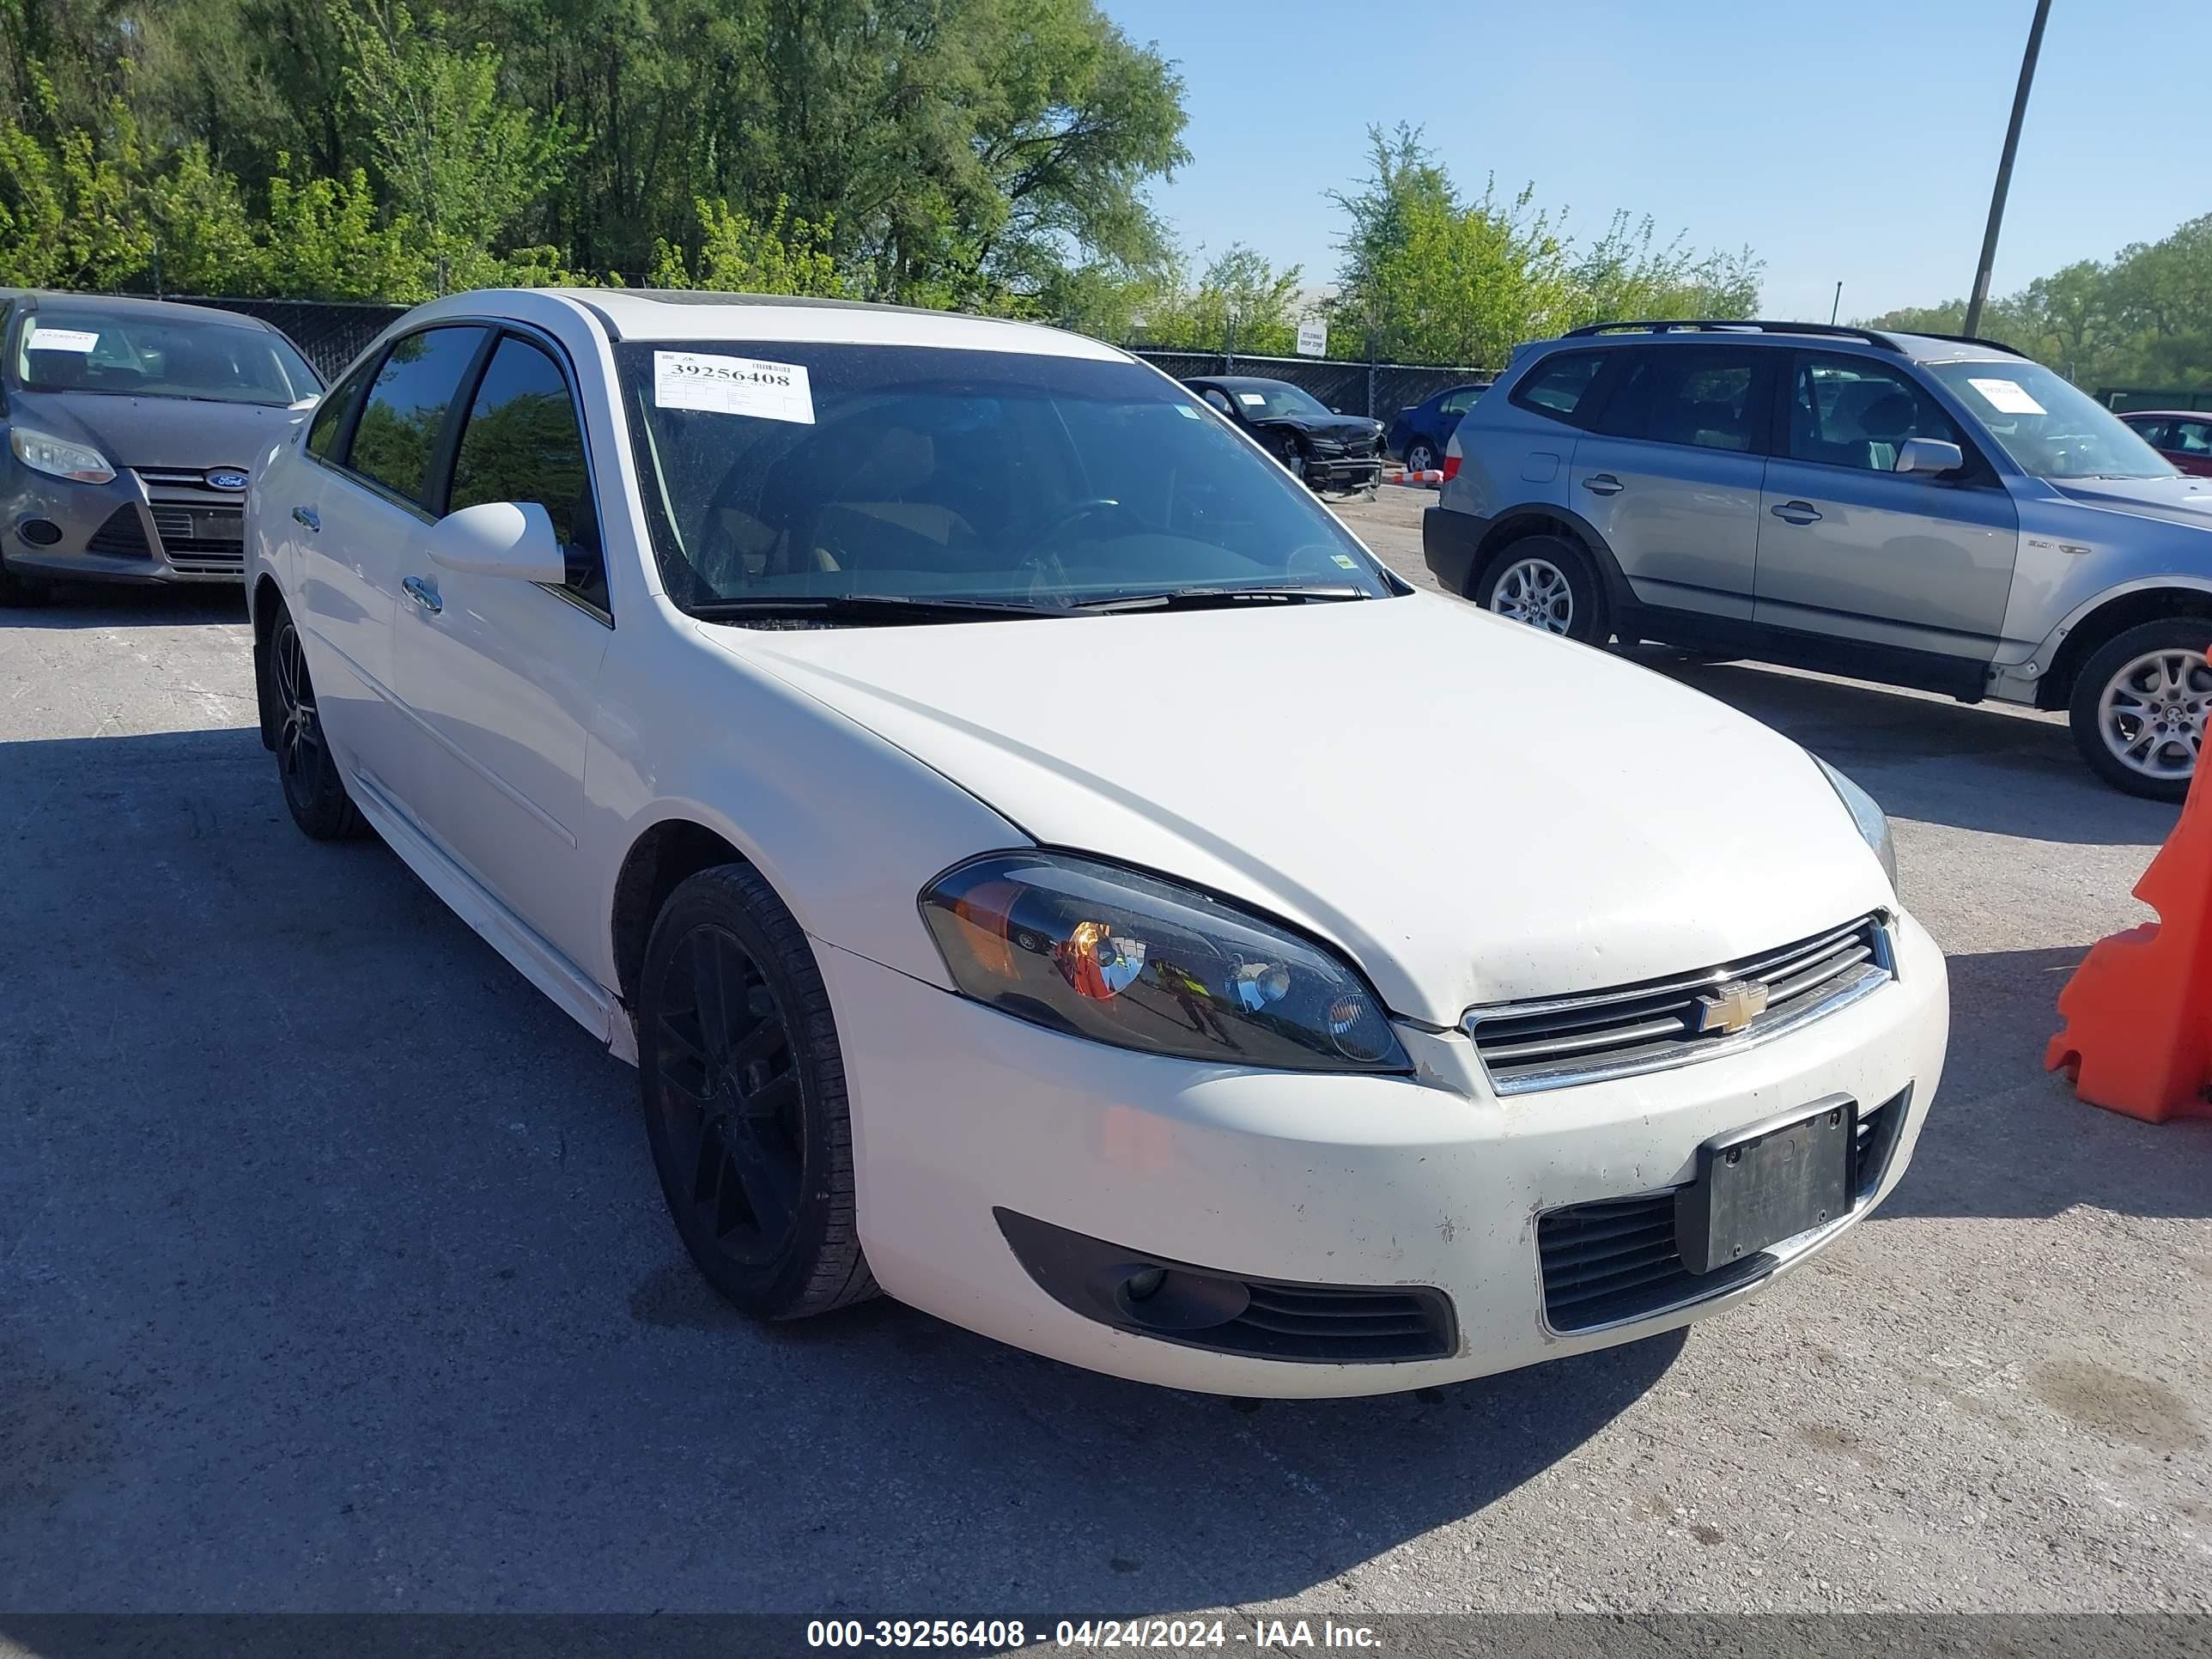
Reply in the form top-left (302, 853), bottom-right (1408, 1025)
top-left (805, 1619), bottom-right (1384, 1650)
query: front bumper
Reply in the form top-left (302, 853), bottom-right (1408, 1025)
top-left (3, 469), bottom-right (246, 586)
top-left (822, 912), bottom-right (1948, 1397)
top-left (1303, 455), bottom-right (1383, 491)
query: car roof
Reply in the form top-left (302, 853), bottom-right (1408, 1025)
top-left (525, 287), bottom-right (1130, 362)
top-left (1190, 375), bottom-right (1302, 392)
top-left (0, 289), bottom-right (283, 334)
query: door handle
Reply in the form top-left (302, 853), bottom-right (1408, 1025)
top-left (1582, 473), bottom-right (1624, 496)
top-left (1771, 501), bottom-right (1823, 525)
top-left (291, 506), bottom-right (320, 532)
top-left (402, 574), bottom-right (443, 615)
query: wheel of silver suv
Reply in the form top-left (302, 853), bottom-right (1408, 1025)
top-left (2069, 618), bottom-right (2210, 803)
top-left (1488, 554), bottom-right (1574, 634)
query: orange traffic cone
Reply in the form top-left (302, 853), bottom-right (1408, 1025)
top-left (2045, 729), bottom-right (2212, 1123)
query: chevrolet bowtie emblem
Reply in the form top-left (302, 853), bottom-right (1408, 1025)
top-left (1696, 978), bottom-right (1770, 1036)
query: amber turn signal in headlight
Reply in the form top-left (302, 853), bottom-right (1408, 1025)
top-left (920, 851), bottom-right (1409, 1074)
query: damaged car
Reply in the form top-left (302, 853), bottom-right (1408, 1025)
top-left (1187, 374), bottom-right (1384, 495)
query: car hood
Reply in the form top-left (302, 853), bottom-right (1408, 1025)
top-left (1258, 412), bottom-right (1382, 443)
top-left (9, 389), bottom-right (304, 474)
top-left (702, 594), bottom-right (1895, 1026)
top-left (2047, 471), bottom-right (2212, 533)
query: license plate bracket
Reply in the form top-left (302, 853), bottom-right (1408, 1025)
top-left (1675, 1096), bottom-right (1854, 1276)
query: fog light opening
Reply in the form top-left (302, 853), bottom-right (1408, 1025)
top-left (1112, 1266), bottom-right (1250, 1332)
top-left (17, 519), bottom-right (63, 546)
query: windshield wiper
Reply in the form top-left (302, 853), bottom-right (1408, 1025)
top-left (689, 593), bottom-right (1058, 626)
top-left (1072, 585), bottom-right (1370, 613)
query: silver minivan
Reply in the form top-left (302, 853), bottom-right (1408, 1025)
top-left (1425, 319), bottom-right (2212, 799)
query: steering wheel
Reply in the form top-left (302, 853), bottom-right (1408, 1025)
top-left (1028, 497), bottom-right (1148, 546)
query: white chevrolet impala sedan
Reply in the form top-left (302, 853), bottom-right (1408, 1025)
top-left (244, 289), bottom-right (1948, 1397)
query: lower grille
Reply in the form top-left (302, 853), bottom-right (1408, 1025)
top-left (149, 504), bottom-right (245, 572)
top-left (85, 506), bottom-right (154, 558)
top-left (1537, 1088), bottom-right (1909, 1333)
top-left (1468, 915), bottom-right (1893, 1095)
top-left (1223, 1282), bottom-right (1455, 1364)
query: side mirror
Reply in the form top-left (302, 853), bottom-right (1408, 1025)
top-left (426, 501), bottom-right (566, 582)
top-left (1895, 437), bottom-right (1965, 477)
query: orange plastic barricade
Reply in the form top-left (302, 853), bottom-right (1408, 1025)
top-left (2045, 748), bottom-right (2212, 1123)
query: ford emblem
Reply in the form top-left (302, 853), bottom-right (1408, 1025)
top-left (205, 468), bottom-right (249, 491)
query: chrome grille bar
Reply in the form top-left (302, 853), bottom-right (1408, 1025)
top-left (1466, 915), bottom-right (1894, 1095)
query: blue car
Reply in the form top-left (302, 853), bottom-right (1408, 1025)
top-left (1386, 382), bottom-right (1491, 472)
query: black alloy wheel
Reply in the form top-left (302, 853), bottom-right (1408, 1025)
top-left (639, 865), bottom-right (876, 1318)
top-left (269, 603), bottom-right (364, 840)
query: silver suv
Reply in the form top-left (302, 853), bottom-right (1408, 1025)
top-left (1425, 319), bottom-right (2212, 799)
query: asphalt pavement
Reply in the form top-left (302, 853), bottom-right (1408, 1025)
top-left (3, 507), bottom-right (2209, 1617)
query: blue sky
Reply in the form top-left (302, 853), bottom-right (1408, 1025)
top-left (1097, 0), bottom-right (2209, 321)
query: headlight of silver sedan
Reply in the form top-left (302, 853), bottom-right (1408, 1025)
top-left (9, 425), bottom-right (116, 484)
top-left (920, 851), bottom-right (1410, 1074)
top-left (1814, 757), bottom-right (1899, 897)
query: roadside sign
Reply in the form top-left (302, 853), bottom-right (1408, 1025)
top-left (1296, 319), bottom-right (1328, 358)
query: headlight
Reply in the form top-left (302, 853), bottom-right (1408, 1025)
top-left (1814, 757), bottom-right (1899, 896)
top-left (919, 851), bottom-right (1410, 1074)
top-left (9, 426), bottom-right (115, 484)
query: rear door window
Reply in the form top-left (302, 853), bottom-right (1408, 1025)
top-left (2174, 421), bottom-right (2212, 456)
top-left (1510, 352), bottom-right (1606, 424)
top-left (1592, 347), bottom-right (1765, 453)
top-left (343, 325), bottom-right (489, 508)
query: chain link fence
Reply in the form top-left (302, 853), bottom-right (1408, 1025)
top-left (176, 296), bottom-right (1497, 422)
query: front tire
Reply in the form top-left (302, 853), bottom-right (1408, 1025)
top-left (1474, 533), bottom-right (1609, 647)
top-left (266, 600), bottom-right (365, 840)
top-left (638, 864), bottom-right (878, 1321)
top-left (2069, 619), bottom-right (2210, 801)
top-left (1275, 432), bottom-right (1307, 484)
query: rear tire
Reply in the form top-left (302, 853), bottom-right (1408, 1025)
top-left (638, 864), bottom-right (878, 1321)
top-left (1474, 533), bottom-right (1609, 647)
top-left (265, 600), bottom-right (366, 841)
top-left (1406, 440), bottom-right (1437, 473)
top-left (2069, 619), bottom-right (2210, 802)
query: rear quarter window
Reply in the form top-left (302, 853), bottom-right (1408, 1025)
top-left (1509, 351), bottom-right (1607, 426)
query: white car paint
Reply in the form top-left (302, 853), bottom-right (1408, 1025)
top-left (246, 288), bottom-right (1949, 1396)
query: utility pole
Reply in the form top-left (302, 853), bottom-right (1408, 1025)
top-left (1965, 0), bottom-right (2054, 337)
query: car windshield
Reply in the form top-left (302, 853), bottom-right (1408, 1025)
top-left (15, 307), bottom-right (321, 406)
top-left (1220, 380), bottom-right (1332, 420)
top-left (615, 342), bottom-right (1393, 617)
top-left (1927, 360), bottom-right (2177, 481)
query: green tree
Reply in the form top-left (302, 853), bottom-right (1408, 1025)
top-left (0, 93), bottom-right (155, 289)
top-left (1326, 123), bottom-right (1758, 365)
top-left (337, 0), bottom-right (574, 289)
top-left (648, 196), bottom-right (844, 295)
top-left (1140, 244), bottom-right (1303, 355)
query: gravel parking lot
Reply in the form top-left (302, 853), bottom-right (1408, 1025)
top-left (3, 495), bottom-right (2209, 1616)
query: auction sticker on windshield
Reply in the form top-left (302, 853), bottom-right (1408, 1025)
top-left (27, 328), bottom-right (99, 352)
top-left (1967, 376), bottom-right (2046, 416)
top-left (653, 350), bottom-right (815, 424)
